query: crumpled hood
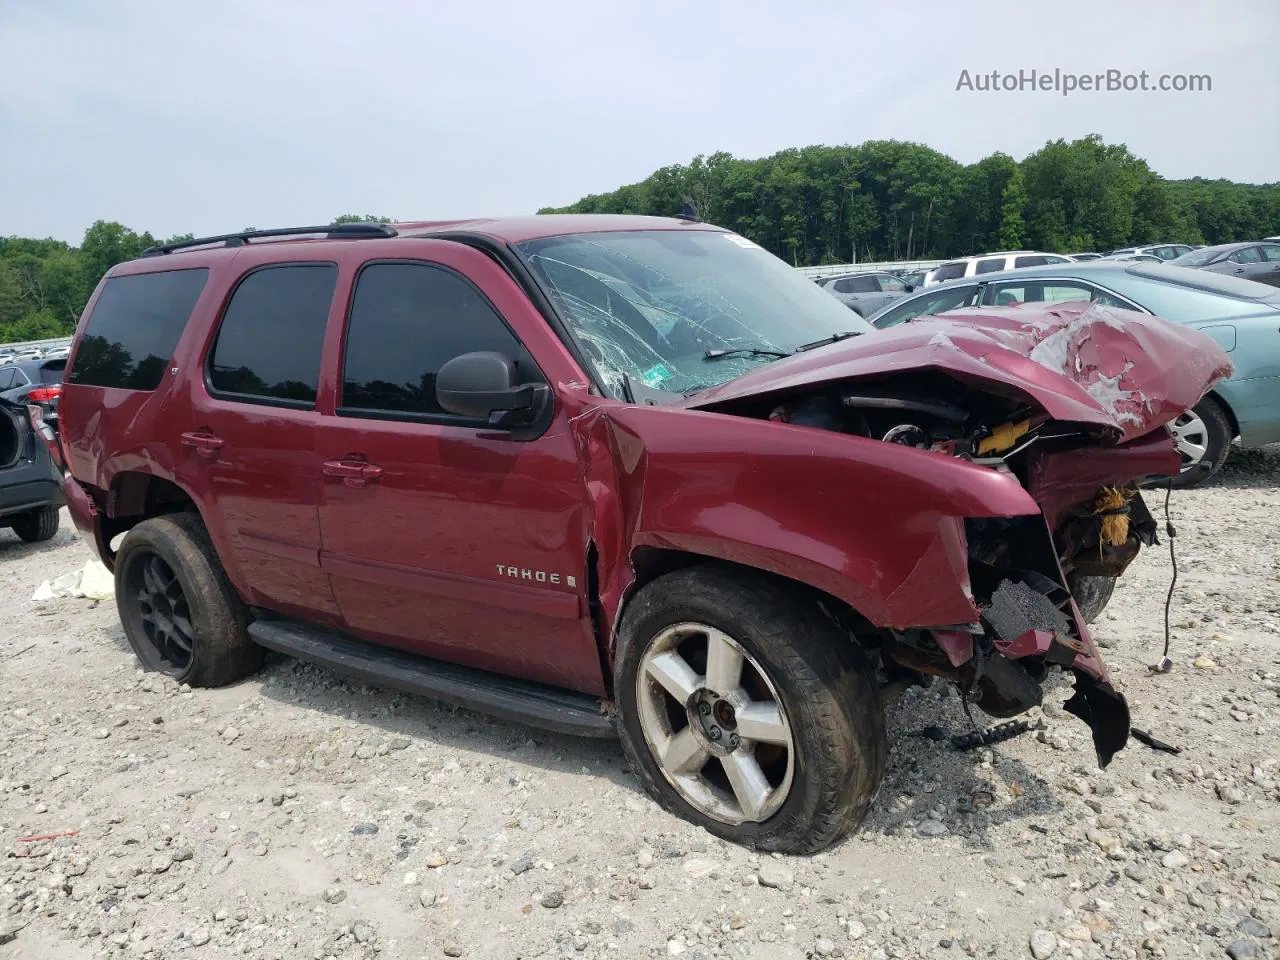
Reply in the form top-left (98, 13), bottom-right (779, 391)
top-left (685, 302), bottom-right (1233, 442)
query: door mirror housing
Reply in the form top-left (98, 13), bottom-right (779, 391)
top-left (436, 351), bottom-right (548, 426)
top-left (902, 283), bottom-right (916, 293)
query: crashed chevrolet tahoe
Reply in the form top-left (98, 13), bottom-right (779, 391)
top-left (58, 216), bottom-right (1230, 853)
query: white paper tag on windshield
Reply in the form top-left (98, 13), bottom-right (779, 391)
top-left (722, 233), bottom-right (760, 249)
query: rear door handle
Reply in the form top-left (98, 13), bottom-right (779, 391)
top-left (322, 458), bottom-right (384, 487)
top-left (180, 431), bottom-right (224, 457)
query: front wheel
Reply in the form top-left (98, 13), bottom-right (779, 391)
top-left (614, 565), bottom-right (886, 854)
top-left (1167, 397), bottom-right (1232, 488)
top-left (1068, 573), bottom-right (1116, 624)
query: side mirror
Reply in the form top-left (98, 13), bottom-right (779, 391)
top-left (903, 284), bottom-right (916, 293)
top-left (436, 351), bottom-right (548, 426)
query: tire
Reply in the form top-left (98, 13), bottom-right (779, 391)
top-left (114, 513), bottom-right (261, 687)
top-left (1068, 573), bottom-right (1116, 624)
top-left (11, 505), bottom-right (60, 543)
top-left (1167, 397), bottom-right (1232, 489)
top-left (614, 564), bottom-right (886, 854)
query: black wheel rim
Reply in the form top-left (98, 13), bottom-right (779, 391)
top-left (127, 551), bottom-right (195, 676)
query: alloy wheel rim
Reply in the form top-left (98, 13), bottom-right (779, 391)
top-left (130, 552), bottom-right (195, 676)
top-left (1170, 411), bottom-right (1208, 468)
top-left (635, 622), bottom-right (795, 825)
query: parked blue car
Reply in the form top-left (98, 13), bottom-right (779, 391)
top-left (866, 261), bottom-right (1280, 486)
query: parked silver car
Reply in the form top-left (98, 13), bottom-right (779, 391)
top-left (1169, 241), bottom-right (1280, 288)
top-left (815, 271), bottom-right (915, 316)
top-left (1107, 243), bottom-right (1196, 261)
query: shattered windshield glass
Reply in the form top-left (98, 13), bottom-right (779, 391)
top-left (515, 230), bottom-right (874, 397)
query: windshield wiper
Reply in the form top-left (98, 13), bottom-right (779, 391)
top-left (795, 330), bottom-right (863, 353)
top-left (703, 346), bottom-right (790, 360)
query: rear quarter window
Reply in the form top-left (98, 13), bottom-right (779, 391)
top-left (68, 269), bottom-right (209, 390)
top-left (208, 264), bottom-right (337, 406)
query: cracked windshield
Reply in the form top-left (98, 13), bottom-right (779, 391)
top-left (516, 230), bottom-right (874, 397)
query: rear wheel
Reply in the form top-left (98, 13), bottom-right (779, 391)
top-left (1167, 397), bottom-right (1232, 488)
top-left (614, 565), bottom-right (886, 853)
top-left (11, 505), bottom-right (59, 543)
top-left (114, 514), bottom-right (261, 687)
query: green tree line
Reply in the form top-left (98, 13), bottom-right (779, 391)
top-left (541, 134), bottom-right (1280, 266)
top-left (0, 217), bottom-right (390, 345)
top-left (3, 135), bottom-right (1276, 344)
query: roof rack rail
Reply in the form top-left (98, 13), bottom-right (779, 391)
top-left (141, 222), bottom-right (398, 257)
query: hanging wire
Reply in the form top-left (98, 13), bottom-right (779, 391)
top-left (1157, 479), bottom-right (1177, 671)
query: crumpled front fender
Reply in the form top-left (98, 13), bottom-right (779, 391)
top-left (571, 403), bottom-right (1041, 656)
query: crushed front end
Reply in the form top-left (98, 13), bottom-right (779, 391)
top-left (811, 405), bottom-right (1182, 767)
top-left (687, 302), bottom-right (1233, 766)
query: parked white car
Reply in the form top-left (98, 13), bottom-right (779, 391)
top-left (923, 251), bottom-right (1073, 286)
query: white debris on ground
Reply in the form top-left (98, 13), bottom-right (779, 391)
top-left (1, 448), bottom-right (1277, 960)
top-left (30, 560), bottom-right (114, 603)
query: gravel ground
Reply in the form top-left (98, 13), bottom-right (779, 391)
top-left (2, 448), bottom-right (1277, 960)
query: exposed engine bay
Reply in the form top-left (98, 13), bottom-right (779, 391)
top-left (751, 369), bottom-right (1179, 767)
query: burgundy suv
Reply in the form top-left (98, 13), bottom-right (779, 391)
top-left (59, 217), bottom-right (1229, 852)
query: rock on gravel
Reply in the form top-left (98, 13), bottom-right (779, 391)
top-left (757, 861), bottom-right (795, 891)
top-left (539, 889), bottom-right (565, 909)
top-left (1029, 929), bottom-right (1058, 958)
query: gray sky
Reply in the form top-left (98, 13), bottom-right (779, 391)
top-left (3, 0), bottom-right (1277, 245)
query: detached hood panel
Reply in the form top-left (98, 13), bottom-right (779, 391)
top-left (685, 303), bottom-right (1233, 443)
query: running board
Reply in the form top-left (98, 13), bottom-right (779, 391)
top-left (247, 620), bottom-right (616, 738)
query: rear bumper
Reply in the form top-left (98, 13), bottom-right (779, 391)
top-left (62, 474), bottom-right (108, 563)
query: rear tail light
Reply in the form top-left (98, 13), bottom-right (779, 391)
top-left (28, 385), bottom-right (61, 403)
top-left (27, 405), bottom-right (62, 469)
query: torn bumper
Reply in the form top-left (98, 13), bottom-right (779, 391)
top-left (974, 575), bottom-right (1130, 767)
top-left (909, 507), bottom-right (1137, 768)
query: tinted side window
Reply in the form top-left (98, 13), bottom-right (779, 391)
top-left (1014, 255), bottom-right (1050, 268)
top-left (974, 258), bottom-right (1006, 275)
top-left (209, 265), bottom-right (337, 405)
top-left (986, 282), bottom-right (1097, 306)
top-left (0, 369), bottom-right (16, 390)
top-left (341, 262), bottom-right (540, 419)
top-left (931, 262), bottom-right (967, 282)
top-left (845, 276), bottom-right (879, 293)
top-left (1229, 247), bottom-right (1262, 264)
top-left (879, 275), bottom-right (907, 292)
top-left (68, 269), bottom-right (208, 390)
top-left (1261, 245), bottom-right (1280, 263)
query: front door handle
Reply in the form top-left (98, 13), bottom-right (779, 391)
top-left (180, 431), bottom-right (224, 457)
top-left (322, 458), bottom-right (384, 488)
